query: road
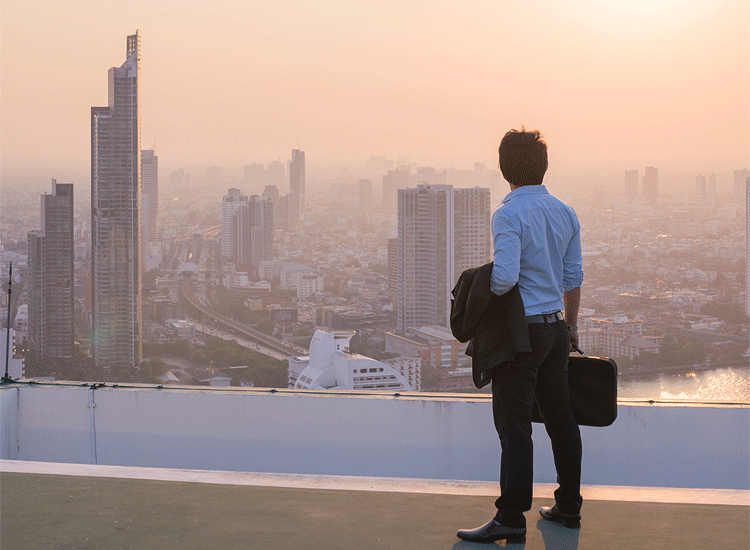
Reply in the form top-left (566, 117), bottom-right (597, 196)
top-left (180, 277), bottom-right (306, 359)
top-left (191, 320), bottom-right (290, 361)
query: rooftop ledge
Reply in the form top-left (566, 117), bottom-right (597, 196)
top-left (1, 380), bottom-right (748, 492)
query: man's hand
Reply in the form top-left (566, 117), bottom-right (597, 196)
top-left (568, 327), bottom-right (579, 352)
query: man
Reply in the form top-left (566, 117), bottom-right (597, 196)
top-left (457, 128), bottom-right (584, 543)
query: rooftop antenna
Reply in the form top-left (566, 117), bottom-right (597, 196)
top-left (3, 262), bottom-right (13, 382)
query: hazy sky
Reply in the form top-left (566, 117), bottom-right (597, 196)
top-left (1, 0), bottom-right (748, 184)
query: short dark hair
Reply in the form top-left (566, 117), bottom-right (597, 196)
top-left (498, 128), bottom-right (548, 186)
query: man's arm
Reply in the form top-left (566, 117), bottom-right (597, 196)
top-left (563, 286), bottom-right (580, 351)
top-left (490, 209), bottom-right (521, 295)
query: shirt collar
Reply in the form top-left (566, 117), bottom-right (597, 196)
top-left (501, 184), bottom-right (549, 204)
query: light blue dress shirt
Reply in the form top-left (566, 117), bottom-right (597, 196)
top-left (490, 185), bottom-right (583, 316)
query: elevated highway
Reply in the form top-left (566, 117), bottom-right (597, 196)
top-left (180, 277), bottom-right (307, 359)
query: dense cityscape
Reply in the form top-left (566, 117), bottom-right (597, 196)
top-left (1, 31), bottom-right (748, 400)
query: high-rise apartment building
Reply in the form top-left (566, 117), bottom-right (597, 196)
top-left (397, 185), bottom-right (491, 333)
top-left (625, 169), bottom-right (638, 200)
top-left (28, 180), bottom-right (74, 359)
top-left (236, 196), bottom-right (274, 272)
top-left (221, 188), bottom-right (248, 262)
top-left (221, 189), bottom-right (273, 271)
top-left (91, 31), bottom-right (142, 372)
top-left (290, 149), bottom-right (305, 220)
top-left (643, 167), bottom-right (658, 204)
top-left (141, 149), bottom-right (158, 255)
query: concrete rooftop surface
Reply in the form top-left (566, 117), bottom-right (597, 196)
top-left (1, 462), bottom-right (748, 550)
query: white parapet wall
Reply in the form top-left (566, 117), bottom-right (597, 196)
top-left (0, 383), bottom-right (748, 490)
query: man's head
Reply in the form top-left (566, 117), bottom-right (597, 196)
top-left (498, 128), bottom-right (548, 187)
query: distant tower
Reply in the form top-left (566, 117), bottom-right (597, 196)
top-left (625, 169), bottom-right (638, 200)
top-left (236, 196), bottom-right (274, 273)
top-left (290, 149), bottom-right (305, 220)
top-left (141, 149), bottom-right (158, 260)
top-left (28, 180), bottom-right (74, 359)
top-left (643, 167), bottom-right (658, 204)
top-left (221, 188), bottom-right (248, 262)
top-left (397, 185), bottom-right (491, 332)
top-left (91, 31), bottom-right (142, 372)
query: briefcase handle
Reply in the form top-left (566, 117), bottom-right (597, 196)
top-left (571, 345), bottom-right (589, 358)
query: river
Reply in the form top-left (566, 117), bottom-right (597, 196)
top-left (618, 366), bottom-right (750, 402)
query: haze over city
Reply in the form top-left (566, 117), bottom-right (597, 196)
top-left (2, 0), bottom-right (748, 191)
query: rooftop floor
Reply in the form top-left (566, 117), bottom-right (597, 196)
top-left (1, 462), bottom-right (748, 550)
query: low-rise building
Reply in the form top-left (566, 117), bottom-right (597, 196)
top-left (290, 330), bottom-right (414, 392)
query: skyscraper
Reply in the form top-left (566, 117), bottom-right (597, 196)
top-left (290, 149), bottom-right (305, 220)
top-left (91, 31), bottom-right (142, 373)
top-left (141, 149), bottom-right (158, 258)
top-left (236, 196), bottom-right (274, 273)
top-left (397, 185), bottom-right (491, 333)
top-left (222, 188), bottom-right (248, 262)
top-left (222, 189), bottom-right (274, 272)
top-left (28, 180), bottom-right (74, 359)
top-left (643, 166), bottom-right (658, 204)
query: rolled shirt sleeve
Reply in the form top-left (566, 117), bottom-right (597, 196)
top-left (490, 208), bottom-right (521, 296)
top-left (562, 215), bottom-right (583, 291)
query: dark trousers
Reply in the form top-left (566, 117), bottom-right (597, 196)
top-left (491, 320), bottom-right (582, 526)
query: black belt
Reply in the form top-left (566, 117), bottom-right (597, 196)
top-left (526, 311), bottom-right (564, 324)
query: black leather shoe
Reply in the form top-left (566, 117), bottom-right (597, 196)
top-left (456, 519), bottom-right (527, 543)
top-left (539, 505), bottom-right (581, 528)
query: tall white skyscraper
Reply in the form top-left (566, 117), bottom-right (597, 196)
top-left (28, 180), bottom-right (74, 359)
top-left (141, 149), bottom-right (158, 258)
top-left (91, 31), bottom-right (142, 373)
top-left (397, 185), bottom-right (491, 333)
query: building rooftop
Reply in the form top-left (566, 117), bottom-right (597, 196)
top-left (0, 381), bottom-right (748, 548)
top-left (2, 461), bottom-right (747, 549)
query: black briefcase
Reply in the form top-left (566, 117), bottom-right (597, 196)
top-left (532, 348), bottom-right (618, 427)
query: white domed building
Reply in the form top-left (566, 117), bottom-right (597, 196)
top-left (290, 330), bottom-right (415, 392)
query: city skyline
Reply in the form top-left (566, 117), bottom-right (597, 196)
top-left (1, 0), bottom-right (748, 187)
